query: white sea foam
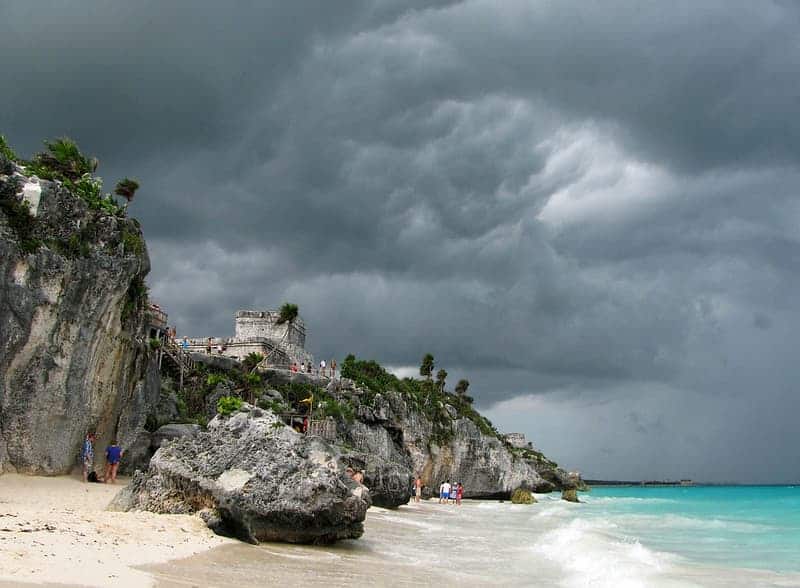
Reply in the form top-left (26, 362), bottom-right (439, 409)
top-left (532, 517), bottom-right (681, 588)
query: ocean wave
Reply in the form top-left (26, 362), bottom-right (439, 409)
top-left (616, 513), bottom-right (774, 533)
top-left (581, 495), bottom-right (678, 505)
top-left (531, 517), bottom-right (681, 588)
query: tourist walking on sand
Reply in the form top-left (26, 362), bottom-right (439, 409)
top-left (449, 482), bottom-right (457, 504)
top-left (81, 432), bottom-right (95, 483)
top-left (456, 482), bottom-right (463, 506)
top-left (104, 440), bottom-right (123, 484)
top-left (414, 475), bottom-right (423, 503)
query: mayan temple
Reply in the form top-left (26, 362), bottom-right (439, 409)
top-left (183, 310), bottom-right (314, 367)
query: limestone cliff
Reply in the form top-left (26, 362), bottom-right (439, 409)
top-left (0, 149), bottom-right (157, 474)
top-left (325, 378), bottom-right (573, 505)
top-left (253, 366), bottom-right (579, 507)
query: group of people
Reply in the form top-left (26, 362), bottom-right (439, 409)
top-left (81, 433), bottom-right (123, 484)
top-left (438, 480), bottom-right (464, 505)
top-left (290, 358), bottom-right (337, 377)
top-left (412, 476), bottom-right (464, 505)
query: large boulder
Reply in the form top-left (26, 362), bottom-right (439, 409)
top-left (111, 405), bottom-right (370, 544)
top-left (151, 423), bottom-right (201, 448)
top-left (340, 421), bottom-right (413, 508)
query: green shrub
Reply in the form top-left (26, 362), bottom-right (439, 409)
top-left (511, 488), bottom-right (536, 504)
top-left (216, 395), bottom-right (243, 416)
top-left (0, 194), bottom-right (41, 253)
top-left (243, 352), bottom-right (264, 371)
top-left (0, 134), bottom-right (18, 163)
top-left (244, 372), bottom-right (262, 386)
top-left (121, 275), bottom-right (148, 326)
top-left (207, 373), bottom-right (225, 387)
top-left (28, 137), bottom-right (97, 182)
top-left (148, 338), bottom-right (162, 350)
top-left (121, 228), bottom-right (144, 255)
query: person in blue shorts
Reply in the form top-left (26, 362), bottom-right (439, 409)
top-left (439, 481), bottom-right (451, 504)
top-left (104, 441), bottom-right (123, 484)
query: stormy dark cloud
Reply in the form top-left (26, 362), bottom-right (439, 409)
top-left (2, 1), bottom-right (799, 482)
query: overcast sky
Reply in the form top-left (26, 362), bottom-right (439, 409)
top-left (2, 1), bottom-right (798, 482)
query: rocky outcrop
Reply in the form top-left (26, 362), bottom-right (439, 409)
top-left (0, 162), bottom-right (156, 474)
top-left (112, 405), bottom-right (371, 544)
top-left (337, 393), bottom-right (553, 504)
top-left (258, 373), bottom-right (578, 506)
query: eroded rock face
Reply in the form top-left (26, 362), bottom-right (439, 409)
top-left (259, 374), bottom-right (578, 506)
top-left (0, 167), bottom-right (155, 474)
top-left (111, 406), bottom-right (370, 544)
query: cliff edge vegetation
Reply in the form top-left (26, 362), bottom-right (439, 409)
top-left (135, 346), bottom-right (580, 509)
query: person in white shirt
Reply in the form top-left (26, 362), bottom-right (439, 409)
top-left (439, 481), bottom-right (451, 504)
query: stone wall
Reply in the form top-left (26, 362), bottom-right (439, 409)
top-left (504, 433), bottom-right (528, 449)
top-left (234, 310), bottom-right (306, 347)
top-left (181, 337), bottom-right (292, 365)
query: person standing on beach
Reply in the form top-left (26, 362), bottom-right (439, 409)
top-left (449, 482), bottom-right (457, 504)
top-left (456, 482), bottom-right (463, 506)
top-left (104, 441), bottom-right (122, 484)
top-left (81, 432), bottom-right (95, 483)
top-left (414, 476), bottom-right (423, 503)
top-left (440, 481), bottom-right (451, 504)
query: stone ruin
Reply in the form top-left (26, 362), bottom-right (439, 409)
top-left (504, 432), bottom-right (535, 450)
top-left (182, 310), bottom-right (314, 367)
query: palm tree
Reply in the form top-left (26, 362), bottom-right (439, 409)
top-left (114, 177), bottom-right (140, 209)
top-left (455, 379), bottom-right (470, 397)
top-left (435, 369), bottom-right (448, 394)
top-left (276, 302), bottom-right (299, 326)
top-left (243, 352), bottom-right (265, 372)
top-left (420, 353), bottom-right (434, 381)
top-left (35, 137), bottom-right (97, 181)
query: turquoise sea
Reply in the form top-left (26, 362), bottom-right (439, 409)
top-left (581, 485), bottom-right (800, 575)
top-left (150, 486), bottom-right (800, 587)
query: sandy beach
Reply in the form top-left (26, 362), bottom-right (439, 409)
top-left (0, 474), bottom-right (231, 587)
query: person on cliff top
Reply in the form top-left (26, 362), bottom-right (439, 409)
top-left (81, 432), bottom-right (95, 483)
top-left (331, 359), bottom-right (337, 377)
top-left (104, 441), bottom-right (123, 484)
top-left (414, 476), bottom-right (423, 503)
top-left (320, 359), bottom-right (326, 376)
top-left (300, 361), bottom-right (305, 373)
top-left (181, 336), bottom-right (189, 350)
top-left (456, 482), bottom-right (464, 506)
top-left (206, 337), bottom-right (212, 354)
